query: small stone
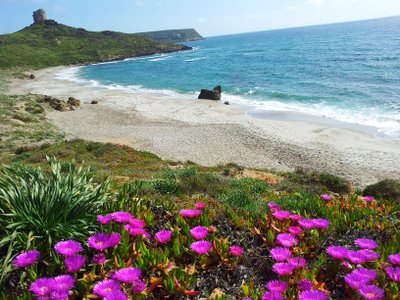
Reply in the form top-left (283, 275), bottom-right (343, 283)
top-left (224, 101), bottom-right (230, 105)
top-left (90, 100), bottom-right (98, 104)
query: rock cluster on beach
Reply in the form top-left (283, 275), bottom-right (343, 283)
top-left (198, 85), bottom-right (222, 100)
top-left (41, 95), bottom-right (80, 112)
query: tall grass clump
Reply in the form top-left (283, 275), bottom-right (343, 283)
top-left (0, 157), bottom-right (109, 284)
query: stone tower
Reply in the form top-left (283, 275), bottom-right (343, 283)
top-left (32, 9), bottom-right (48, 24)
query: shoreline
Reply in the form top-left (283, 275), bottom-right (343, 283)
top-left (7, 66), bottom-right (400, 187)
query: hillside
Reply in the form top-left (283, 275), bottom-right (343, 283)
top-left (139, 28), bottom-right (203, 43)
top-left (0, 20), bottom-right (191, 68)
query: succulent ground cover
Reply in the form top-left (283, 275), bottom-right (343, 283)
top-left (1, 158), bottom-right (399, 299)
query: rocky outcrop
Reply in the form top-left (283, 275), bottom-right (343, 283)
top-left (67, 97), bottom-right (81, 108)
top-left (138, 29), bottom-right (203, 43)
top-left (32, 9), bottom-right (48, 24)
top-left (198, 86), bottom-right (222, 101)
top-left (42, 96), bottom-right (81, 112)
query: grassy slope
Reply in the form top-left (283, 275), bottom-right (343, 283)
top-left (0, 21), bottom-right (190, 68)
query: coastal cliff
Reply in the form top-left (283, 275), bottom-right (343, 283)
top-left (138, 28), bottom-right (203, 43)
top-left (0, 10), bottom-right (192, 68)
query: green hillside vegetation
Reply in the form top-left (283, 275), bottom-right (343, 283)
top-left (139, 28), bottom-right (203, 43)
top-left (0, 20), bottom-right (191, 68)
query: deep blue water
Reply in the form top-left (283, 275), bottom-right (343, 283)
top-left (66, 17), bottom-right (400, 138)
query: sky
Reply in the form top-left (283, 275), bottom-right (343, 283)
top-left (0, 0), bottom-right (399, 36)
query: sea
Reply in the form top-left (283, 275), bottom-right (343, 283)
top-left (58, 16), bottom-right (400, 139)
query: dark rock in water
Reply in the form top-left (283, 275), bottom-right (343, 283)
top-left (29, 74), bottom-right (35, 80)
top-left (91, 100), bottom-right (98, 104)
top-left (198, 85), bottom-right (222, 101)
top-left (32, 9), bottom-right (48, 24)
top-left (224, 101), bottom-right (229, 105)
top-left (67, 97), bottom-right (81, 108)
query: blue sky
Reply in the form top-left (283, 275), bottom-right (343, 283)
top-left (1, 0), bottom-right (399, 36)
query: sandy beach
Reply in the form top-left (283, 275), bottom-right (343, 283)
top-left (7, 67), bottom-right (400, 187)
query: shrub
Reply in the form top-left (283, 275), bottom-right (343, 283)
top-left (0, 157), bottom-right (110, 284)
top-left (319, 172), bottom-right (351, 193)
top-left (363, 179), bottom-right (400, 203)
top-left (151, 179), bottom-right (178, 194)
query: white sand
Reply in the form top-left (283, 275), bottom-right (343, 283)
top-left (8, 67), bottom-right (400, 187)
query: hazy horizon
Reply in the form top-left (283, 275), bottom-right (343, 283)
top-left (1, 0), bottom-right (400, 36)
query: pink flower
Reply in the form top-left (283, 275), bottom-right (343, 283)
top-left (289, 214), bottom-right (303, 221)
top-left (155, 230), bottom-right (173, 243)
top-left (179, 209), bottom-right (202, 218)
top-left (88, 232), bottom-right (121, 251)
top-left (299, 290), bottom-right (328, 300)
top-left (385, 266), bottom-right (400, 282)
top-left (13, 250), bottom-right (40, 268)
top-left (357, 285), bottom-right (385, 300)
top-left (109, 212), bottom-right (133, 223)
top-left (311, 218), bottom-right (330, 229)
top-left (273, 210), bottom-right (291, 220)
top-left (326, 245), bottom-right (348, 259)
top-left (345, 273), bottom-right (370, 289)
top-left (190, 226), bottom-right (209, 240)
top-left (320, 194), bottom-right (332, 201)
top-left (289, 257), bottom-right (307, 268)
top-left (358, 250), bottom-right (380, 262)
top-left (131, 279), bottom-right (147, 294)
top-left (112, 267), bottom-right (141, 283)
top-left (93, 279), bottom-right (121, 297)
top-left (355, 238), bottom-right (378, 250)
top-left (53, 275), bottom-right (75, 292)
top-left (276, 233), bottom-right (298, 248)
top-left (195, 202), bottom-right (206, 209)
top-left (388, 253), bottom-right (400, 265)
top-left (92, 253), bottom-right (106, 265)
top-left (129, 218), bottom-right (146, 228)
top-left (270, 247), bottom-right (292, 262)
top-left (97, 215), bottom-right (111, 225)
top-left (64, 255), bottom-right (86, 273)
top-left (346, 251), bottom-right (367, 264)
top-left (29, 278), bottom-right (56, 297)
top-left (352, 268), bottom-right (378, 282)
top-left (363, 196), bottom-right (375, 202)
top-left (229, 246), bottom-right (244, 256)
top-left (288, 226), bottom-right (303, 236)
top-left (262, 291), bottom-right (283, 300)
top-left (266, 280), bottom-right (288, 293)
top-left (191, 241), bottom-right (212, 255)
top-left (124, 225), bottom-right (150, 239)
top-left (54, 240), bottom-right (83, 257)
top-left (298, 219), bottom-right (316, 230)
top-left (298, 279), bottom-right (313, 291)
top-left (272, 262), bottom-right (295, 276)
top-left (267, 202), bottom-right (281, 212)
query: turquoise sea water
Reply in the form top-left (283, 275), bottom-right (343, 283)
top-left (64, 17), bottom-right (400, 138)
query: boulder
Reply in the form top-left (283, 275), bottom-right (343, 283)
top-left (224, 101), bottom-right (230, 105)
top-left (32, 9), bottom-right (48, 24)
top-left (198, 85), bottom-right (222, 100)
top-left (42, 95), bottom-right (71, 112)
top-left (29, 74), bottom-right (35, 80)
top-left (67, 97), bottom-right (81, 108)
top-left (90, 100), bottom-right (98, 104)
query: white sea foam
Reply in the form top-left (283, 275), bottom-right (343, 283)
top-left (185, 57), bottom-right (208, 62)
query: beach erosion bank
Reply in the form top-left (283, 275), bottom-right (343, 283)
top-left (8, 67), bottom-right (400, 187)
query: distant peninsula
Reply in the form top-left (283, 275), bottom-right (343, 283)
top-left (138, 28), bottom-right (203, 43)
top-left (0, 9), bottom-right (198, 69)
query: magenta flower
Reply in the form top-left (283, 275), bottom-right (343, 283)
top-left (262, 291), bottom-right (283, 300)
top-left (288, 226), bottom-right (303, 236)
top-left (112, 267), bottom-right (141, 283)
top-left (388, 253), bottom-right (400, 265)
top-left (351, 268), bottom-right (378, 282)
top-left (266, 280), bottom-right (288, 293)
top-left (195, 202), bottom-right (206, 209)
top-left (229, 245), bottom-right (244, 256)
top-left (289, 214), bottom-right (303, 221)
top-left (92, 253), bottom-right (106, 265)
top-left (54, 275), bottom-right (75, 292)
top-left (326, 245), bottom-right (348, 259)
top-left (276, 233), bottom-right (298, 248)
top-left (93, 279), bottom-right (121, 297)
top-left (191, 240), bottom-right (212, 255)
top-left (29, 278), bottom-right (56, 297)
top-left (355, 238), bottom-right (378, 250)
top-left (363, 196), bottom-right (375, 202)
top-left (129, 218), bottom-right (146, 228)
top-left (131, 279), bottom-right (147, 294)
top-left (13, 250), bottom-right (40, 268)
top-left (97, 215), bottom-right (111, 225)
top-left (155, 230), bottom-right (173, 243)
top-left (190, 226), bottom-right (209, 240)
top-left (125, 225), bottom-right (150, 239)
top-left (346, 251), bottom-right (367, 264)
top-left (385, 266), bottom-right (400, 282)
top-left (272, 210), bottom-right (291, 220)
top-left (109, 211), bottom-right (133, 223)
top-left (289, 257), bottom-right (307, 268)
top-left (357, 285), bottom-right (385, 300)
top-left (179, 209), bottom-right (202, 218)
top-left (341, 261), bottom-right (352, 269)
top-left (320, 194), bottom-right (332, 201)
top-left (104, 290), bottom-right (129, 300)
top-left (358, 250), bottom-right (380, 262)
top-left (54, 240), bottom-right (83, 257)
top-left (65, 254), bottom-right (86, 272)
top-left (311, 218), bottom-right (330, 229)
top-left (299, 290), bottom-right (328, 300)
top-left (267, 202), bottom-right (281, 212)
top-left (88, 232), bottom-right (121, 251)
top-left (50, 290), bottom-right (69, 300)
top-left (298, 279), bottom-right (313, 291)
top-left (298, 219), bottom-right (316, 230)
top-left (345, 273), bottom-right (370, 289)
top-left (270, 247), bottom-right (292, 262)
top-left (272, 262), bottom-right (295, 276)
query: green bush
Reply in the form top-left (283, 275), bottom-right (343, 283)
top-left (0, 157), bottom-right (110, 284)
top-left (151, 179), bottom-right (178, 195)
top-left (230, 178), bottom-right (269, 194)
top-left (319, 172), bottom-right (351, 194)
top-left (363, 179), bottom-right (400, 203)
